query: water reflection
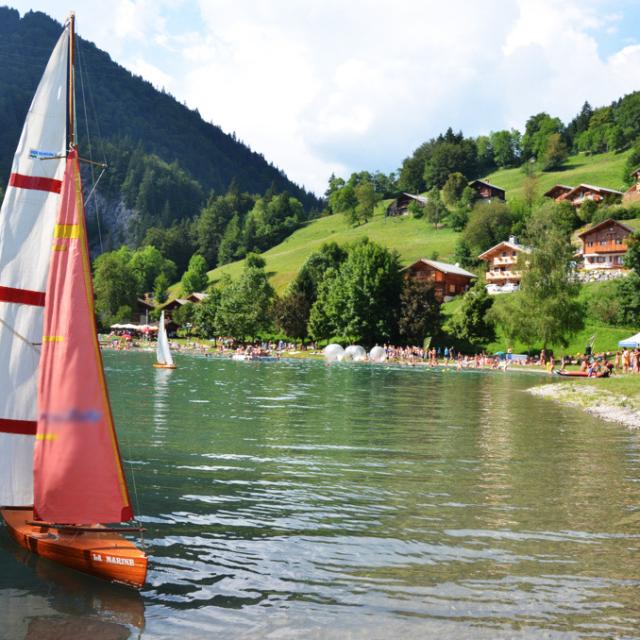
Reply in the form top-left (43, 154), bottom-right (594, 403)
top-left (3, 354), bottom-right (640, 638)
top-left (0, 530), bottom-right (145, 639)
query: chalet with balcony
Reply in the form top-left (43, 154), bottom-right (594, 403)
top-left (386, 193), bottom-right (427, 217)
top-left (543, 184), bottom-right (573, 201)
top-left (478, 236), bottom-right (531, 293)
top-left (577, 218), bottom-right (634, 270)
top-left (561, 184), bottom-right (623, 208)
top-left (623, 167), bottom-right (640, 204)
top-left (404, 259), bottom-right (476, 301)
top-left (469, 180), bottom-right (505, 202)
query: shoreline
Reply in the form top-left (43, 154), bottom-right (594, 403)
top-left (102, 341), bottom-right (640, 426)
top-left (101, 341), bottom-right (552, 374)
top-left (528, 381), bottom-right (640, 429)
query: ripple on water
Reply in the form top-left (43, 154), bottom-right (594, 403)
top-left (17, 350), bottom-right (638, 639)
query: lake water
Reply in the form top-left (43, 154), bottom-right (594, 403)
top-left (2, 352), bottom-right (640, 639)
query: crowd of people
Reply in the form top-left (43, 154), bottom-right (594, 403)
top-left (101, 332), bottom-right (640, 376)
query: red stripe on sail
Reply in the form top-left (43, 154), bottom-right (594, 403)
top-left (0, 285), bottom-right (46, 306)
top-left (0, 418), bottom-right (37, 435)
top-left (9, 173), bottom-right (62, 194)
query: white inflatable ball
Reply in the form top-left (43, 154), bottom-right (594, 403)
top-left (345, 345), bottom-right (367, 362)
top-left (323, 343), bottom-right (345, 362)
top-left (369, 346), bottom-right (386, 362)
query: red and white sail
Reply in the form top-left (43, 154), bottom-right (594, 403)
top-left (0, 27), bottom-right (69, 506)
top-left (34, 150), bottom-right (134, 524)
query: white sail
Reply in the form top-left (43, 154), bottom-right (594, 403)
top-left (156, 311), bottom-right (174, 366)
top-left (0, 27), bottom-right (69, 506)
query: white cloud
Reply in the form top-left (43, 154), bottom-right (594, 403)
top-left (8, 0), bottom-right (640, 194)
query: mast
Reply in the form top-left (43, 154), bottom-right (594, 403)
top-left (67, 12), bottom-right (75, 152)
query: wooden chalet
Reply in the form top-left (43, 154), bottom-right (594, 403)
top-left (561, 184), bottom-right (623, 208)
top-left (135, 297), bottom-right (155, 324)
top-left (577, 218), bottom-right (634, 270)
top-left (478, 236), bottom-right (530, 291)
top-left (543, 184), bottom-right (573, 201)
top-left (404, 259), bottom-right (476, 301)
top-left (186, 292), bottom-right (209, 303)
top-left (623, 167), bottom-right (640, 204)
top-left (386, 193), bottom-right (427, 217)
top-left (469, 180), bottom-right (505, 202)
top-left (162, 298), bottom-right (190, 313)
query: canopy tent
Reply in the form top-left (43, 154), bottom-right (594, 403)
top-left (619, 332), bottom-right (640, 348)
top-left (110, 323), bottom-right (158, 333)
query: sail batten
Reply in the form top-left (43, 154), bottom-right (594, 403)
top-left (0, 27), bottom-right (69, 507)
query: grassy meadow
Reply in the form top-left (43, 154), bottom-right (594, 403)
top-left (183, 149), bottom-right (635, 297)
top-left (202, 203), bottom-right (460, 294)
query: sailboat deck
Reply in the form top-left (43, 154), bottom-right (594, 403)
top-left (1, 507), bottom-right (148, 588)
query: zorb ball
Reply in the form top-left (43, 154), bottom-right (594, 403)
top-left (369, 346), bottom-right (386, 362)
top-left (323, 343), bottom-right (345, 362)
top-left (345, 345), bottom-right (367, 362)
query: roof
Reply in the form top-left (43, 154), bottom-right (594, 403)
top-left (406, 259), bottom-right (476, 278)
top-left (187, 292), bottom-right (209, 302)
top-left (543, 184), bottom-right (573, 198)
top-left (630, 166), bottom-right (640, 176)
top-left (565, 183), bottom-right (623, 198)
top-left (401, 192), bottom-right (427, 204)
top-left (478, 240), bottom-right (531, 260)
top-left (469, 179), bottom-right (505, 193)
top-left (577, 218), bottom-right (635, 238)
top-left (136, 297), bottom-right (156, 309)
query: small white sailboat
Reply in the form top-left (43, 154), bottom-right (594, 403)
top-left (0, 14), bottom-right (147, 588)
top-left (154, 310), bottom-right (176, 369)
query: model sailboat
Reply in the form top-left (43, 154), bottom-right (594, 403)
top-left (0, 14), bottom-right (147, 587)
top-left (154, 310), bottom-right (176, 368)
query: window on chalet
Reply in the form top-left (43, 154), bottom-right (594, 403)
top-left (449, 284), bottom-right (455, 293)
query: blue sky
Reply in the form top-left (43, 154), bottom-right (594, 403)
top-left (9, 1), bottom-right (640, 195)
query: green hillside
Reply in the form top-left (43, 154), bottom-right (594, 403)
top-left (183, 149), bottom-right (636, 295)
top-left (443, 279), bottom-right (639, 355)
top-left (483, 150), bottom-right (631, 200)
top-left (201, 203), bottom-right (460, 293)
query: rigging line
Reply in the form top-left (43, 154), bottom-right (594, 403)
top-left (0, 316), bottom-right (41, 355)
top-left (84, 167), bottom-right (106, 207)
top-left (76, 37), bottom-right (104, 254)
top-left (77, 37), bottom-right (108, 166)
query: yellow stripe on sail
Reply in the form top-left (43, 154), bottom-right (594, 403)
top-left (43, 335), bottom-right (64, 342)
top-left (36, 433), bottom-right (58, 441)
top-left (52, 243), bottom-right (68, 251)
top-left (54, 223), bottom-right (80, 239)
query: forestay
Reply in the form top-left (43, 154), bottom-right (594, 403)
top-left (0, 28), bottom-right (69, 506)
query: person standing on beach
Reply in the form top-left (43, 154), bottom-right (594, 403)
top-left (622, 348), bottom-right (630, 374)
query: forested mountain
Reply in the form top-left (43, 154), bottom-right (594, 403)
top-left (0, 7), bottom-right (320, 252)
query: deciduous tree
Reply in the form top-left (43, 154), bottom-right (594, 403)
top-left (181, 254), bottom-right (209, 294)
top-left (398, 280), bottom-right (442, 344)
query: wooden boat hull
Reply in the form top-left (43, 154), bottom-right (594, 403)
top-left (153, 363), bottom-right (176, 369)
top-left (554, 370), bottom-right (609, 378)
top-left (1, 507), bottom-right (148, 588)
